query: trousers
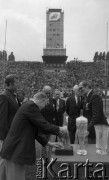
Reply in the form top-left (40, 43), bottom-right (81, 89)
top-left (5, 160), bottom-right (25, 180)
top-left (0, 157), bottom-right (6, 180)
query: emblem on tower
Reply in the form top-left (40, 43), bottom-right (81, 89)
top-left (49, 12), bottom-right (60, 21)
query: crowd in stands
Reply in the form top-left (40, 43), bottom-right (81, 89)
top-left (0, 59), bottom-right (107, 98)
top-left (43, 71), bottom-right (68, 89)
top-left (66, 60), bottom-right (105, 89)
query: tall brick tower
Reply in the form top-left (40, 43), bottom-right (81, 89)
top-left (42, 9), bottom-right (67, 72)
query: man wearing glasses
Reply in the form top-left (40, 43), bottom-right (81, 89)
top-left (78, 80), bottom-right (108, 144)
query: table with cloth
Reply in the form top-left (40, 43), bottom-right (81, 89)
top-left (48, 144), bottom-right (109, 180)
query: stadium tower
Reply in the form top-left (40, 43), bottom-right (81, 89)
top-left (42, 8), bottom-right (68, 73)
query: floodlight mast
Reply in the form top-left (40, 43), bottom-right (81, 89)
top-left (2, 20), bottom-right (7, 80)
top-left (104, 22), bottom-right (108, 116)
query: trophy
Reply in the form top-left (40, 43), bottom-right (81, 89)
top-left (76, 113), bottom-right (88, 155)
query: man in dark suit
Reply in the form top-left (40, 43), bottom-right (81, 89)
top-left (41, 85), bottom-right (55, 124)
top-left (41, 86), bottom-right (56, 159)
top-left (66, 85), bottom-right (82, 144)
top-left (79, 80), bottom-right (108, 144)
top-left (0, 74), bottom-right (21, 180)
top-left (0, 92), bottom-right (67, 180)
top-left (54, 89), bottom-right (65, 127)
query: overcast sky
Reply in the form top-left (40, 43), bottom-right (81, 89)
top-left (0, 0), bottom-right (109, 62)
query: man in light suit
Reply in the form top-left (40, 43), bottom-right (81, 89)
top-left (0, 74), bottom-right (21, 180)
top-left (79, 80), bottom-right (108, 144)
top-left (66, 85), bottom-right (82, 144)
top-left (0, 92), bottom-right (67, 180)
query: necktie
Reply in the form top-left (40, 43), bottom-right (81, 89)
top-left (78, 97), bottom-right (81, 104)
top-left (75, 96), bottom-right (78, 105)
top-left (56, 99), bottom-right (59, 111)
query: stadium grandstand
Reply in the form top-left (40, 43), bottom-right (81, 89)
top-left (0, 50), bottom-right (107, 98)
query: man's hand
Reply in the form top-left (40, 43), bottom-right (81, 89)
top-left (59, 126), bottom-right (68, 137)
top-left (47, 141), bottom-right (64, 149)
top-left (60, 126), bottom-right (68, 133)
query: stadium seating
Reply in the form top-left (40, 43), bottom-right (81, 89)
top-left (0, 60), bottom-right (105, 97)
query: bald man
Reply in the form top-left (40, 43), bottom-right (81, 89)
top-left (66, 85), bottom-right (83, 144)
top-left (0, 92), bottom-right (67, 180)
top-left (41, 86), bottom-right (55, 124)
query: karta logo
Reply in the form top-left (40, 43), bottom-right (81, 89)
top-left (36, 158), bottom-right (108, 179)
top-left (49, 12), bottom-right (60, 21)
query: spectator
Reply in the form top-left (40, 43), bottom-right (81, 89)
top-left (0, 74), bottom-right (21, 180)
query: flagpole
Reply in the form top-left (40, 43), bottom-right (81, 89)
top-left (104, 22), bottom-right (108, 116)
top-left (2, 20), bottom-right (7, 81)
top-left (4, 20), bottom-right (7, 52)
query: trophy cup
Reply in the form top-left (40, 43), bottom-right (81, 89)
top-left (76, 113), bottom-right (88, 155)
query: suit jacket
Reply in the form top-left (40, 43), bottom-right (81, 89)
top-left (66, 95), bottom-right (82, 132)
top-left (54, 98), bottom-right (65, 126)
top-left (0, 89), bottom-right (21, 140)
top-left (41, 98), bottom-right (55, 124)
top-left (83, 90), bottom-right (108, 140)
top-left (1, 101), bottom-right (59, 165)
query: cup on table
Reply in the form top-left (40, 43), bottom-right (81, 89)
top-left (76, 116), bottom-right (88, 155)
top-left (94, 125), bottom-right (109, 155)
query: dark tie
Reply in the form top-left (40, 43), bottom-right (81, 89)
top-left (78, 97), bottom-right (81, 104)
